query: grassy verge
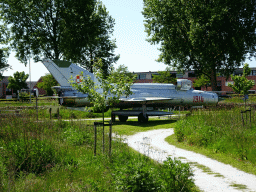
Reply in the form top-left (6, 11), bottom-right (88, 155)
top-left (168, 107), bottom-right (256, 176)
top-left (165, 134), bottom-right (256, 175)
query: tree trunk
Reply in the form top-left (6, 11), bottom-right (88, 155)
top-left (89, 48), bottom-right (93, 73)
top-left (210, 67), bottom-right (217, 91)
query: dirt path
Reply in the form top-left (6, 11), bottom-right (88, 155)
top-left (123, 129), bottom-right (256, 192)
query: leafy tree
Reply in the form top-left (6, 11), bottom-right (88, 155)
top-left (0, 24), bottom-right (10, 80)
top-left (7, 71), bottom-right (29, 91)
top-left (65, 2), bottom-right (119, 78)
top-left (152, 67), bottom-right (177, 84)
top-left (71, 59), bottom-right (136, 122)
top-left (228, 64), bottom-right (254, 95)
top-left (143, 0), bottom-right (256, 91)
top-left (37, 74), bottom-right (58, 96)
top-left (0, 0), bottom-right (118, 74)
top-left (193, 74), bottom-right (210, 89)
top-left (0, 49), bottom-right (9, 80)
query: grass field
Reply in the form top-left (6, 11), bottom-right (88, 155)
top-left (169, 105), bottom-right (256, 176)
top-left (0, 100), bottom-right (198, 192)
top-left (1, 96), bottom-right (255, 191)
top-left (220, 94), bottom-right (256, 104)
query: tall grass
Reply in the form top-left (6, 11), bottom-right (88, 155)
top-left (175, 107), bottom-right (256, 164)
top-left (0, 98), bottom-right (59, 107)
top-left (220, 95), bottom-right (256, 104)
top-left (0, 106), bottom-right (197, 191)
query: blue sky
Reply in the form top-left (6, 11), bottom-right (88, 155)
top-left (3, 0), bottom-right (256, 81)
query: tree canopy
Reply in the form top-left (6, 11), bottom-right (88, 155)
top-left (152, 67), bottom-right (177, 84)
top-left (7, 71), bottom-right (29, 91)
top-left (228, 63), bottom-right (254, 95)
top-left (37, 74), bottom-right (58, 96)
top-left (193, 74), bottom-right (210, 89)
top-left (0, 0), bottom-right (119, 74)
top-left (65, 2), bottom-right (119, 78)
top-left (0, 24), bottom-right (10, 80)
top-left (0, 49), bottom-right (9, 80)
top-left (143, 0), bottom-right (256, 91)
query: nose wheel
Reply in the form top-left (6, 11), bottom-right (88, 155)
top-left (118, 115), bottom-right (128, 122)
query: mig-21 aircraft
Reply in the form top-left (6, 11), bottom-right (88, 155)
top-left (42, 59), bottom-right (219, 122)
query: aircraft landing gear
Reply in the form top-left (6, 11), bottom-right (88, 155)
top-left (118, 115), bottom-right (128, 122)
top-left (111, 114), bottom-right (116, 122)
top-left (138, 113), bottom-right (148, 123)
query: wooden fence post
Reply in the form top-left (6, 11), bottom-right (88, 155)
top-left (57, 108), bottom-right (60, 119)
top-left (36, 96), bottom-right (38, 121)
top-left (103, 112), bottom-right (105, 153)
top-left (49, 108), bottom-right (52, 119)
top-left (94, 123), bottom-right (97, 156)
top-left (109, 121), bottom-right (112, 158)
top-left (250, 109), bottom-right (251, 127)
top-left (241, 110), bottom-right (245, 126)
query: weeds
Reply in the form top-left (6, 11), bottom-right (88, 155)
top-left (0, 100), bottom-right (197, 191)
top-left (175, 107), bottom-right (256, 164)
top-left (112, 147), bottom-right (195, 192)
top-left (3, 138), bottom-right (57, 175)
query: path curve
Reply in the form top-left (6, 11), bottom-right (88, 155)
top-left (122, 129), bottom-right (256, 192)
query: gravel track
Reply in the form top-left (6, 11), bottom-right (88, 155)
top-left (122, 129), bottom-right (256, 192)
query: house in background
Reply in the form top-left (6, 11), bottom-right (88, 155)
top-left (0, 76), bottom-right (46, 99)
top-left (2, 68), bottom-right (256, 98)
top-left (28, 76), bottom-right (47, 96)
top-left (134, 68), bottom-right (256, 93)
top-left (0, 76), bottom-right (12, 99)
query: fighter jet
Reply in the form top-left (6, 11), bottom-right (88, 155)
top-left (42, 59), bottom-right (219, 122)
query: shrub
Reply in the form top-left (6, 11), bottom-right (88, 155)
top-left (113, 155), bottom-right (194, 191)
top-left (161, 157), bottom-right (194, 191)
top-left (114, 161), bottom-right (160, 191)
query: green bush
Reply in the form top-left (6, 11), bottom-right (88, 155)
top-left (161, 157), bottom-right (194, 191)
top-left (114, 161), bottom-right (160, 191)
top-left (113, 154), bottom-right (194, 191)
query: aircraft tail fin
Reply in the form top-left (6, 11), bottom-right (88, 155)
top-left (42, 59), bottom-right (95, 87)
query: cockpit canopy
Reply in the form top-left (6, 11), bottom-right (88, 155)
top-left (176, 79), bottom-right (192, 91)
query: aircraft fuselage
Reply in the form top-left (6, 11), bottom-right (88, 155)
top-left (55, 83), bottom-right (218, 108)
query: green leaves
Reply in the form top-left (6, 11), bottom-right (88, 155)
top-left (66, 1), bottom-right (119, 77)
top-left (228, 63), bottom-right (254, 95)
top-left (37, 74), bottom-right (58, 96)
top-left (152, 67), bottom-right (177, 84)
top-left (143, 0), bottom-right (256, 91)
top-left (193, 74), bottom-right (210, 88)
top-left (0, 24), bottom-right (10, 80)
top-left (0, 0), bottom-right (117, 69)
top-left (113, 156), bottom-right (194, 191)
top-left (71, 59), bottom-right (136, 113)
top-left (7, 71), bottom-right (29, 91)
